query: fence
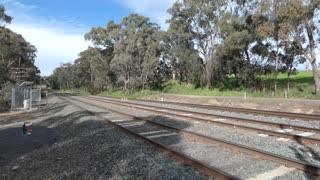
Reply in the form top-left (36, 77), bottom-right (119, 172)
top-left (11, 87), bottom-right (43, 111)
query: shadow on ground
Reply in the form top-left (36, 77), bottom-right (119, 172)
top-left (288, 139), bottom-right (320, 180)
top-left (0, 125), bottom-right (57, 163)
top-left (0, 102), bottom-right (68, 127)
top-left (0, 96), bottom-right (204, 179)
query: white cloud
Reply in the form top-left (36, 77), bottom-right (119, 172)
top-left (115, 0), bottom-right (175, 29)
top-left (1, 0), bottom-right (177, 76)
top-left (7, 24), bottom-right (90, 76)
top-left (1, 0), bottom-right (91, 76)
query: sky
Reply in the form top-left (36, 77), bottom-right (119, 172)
top-left (0, 0), bottom-right (175, 76)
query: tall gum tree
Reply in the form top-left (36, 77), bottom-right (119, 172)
top-left (251, 0), bottom-right (289, 92)
top-left (167, 0), bottom-right (226, 89)
top-left (85, 14), bottom-right (161, 91)
top-left (279, 0), bottom-right (320, 96)
top-left (166, 1), bottom-right (199, 83)
top-left (0, 27), bottom-right (38, 84)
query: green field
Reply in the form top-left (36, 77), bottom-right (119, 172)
top-left (98, 70), bottom-right (319, 99)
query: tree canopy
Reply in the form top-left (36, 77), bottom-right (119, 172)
top-left (0, 5), bottom-right (39, 86)
top-left (50, 0), bottom-right (320, 96)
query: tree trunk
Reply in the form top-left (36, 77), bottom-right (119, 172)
top-left (245, 47), bottom-right (251, 63)
top-left (172, 69), bottom-right (176, 80)
top-left (311, 61), bottom-right (320, 96)
top-left (205, 59), bottom-right (212, 89)
top-left (142, 74), bottom-right (148, 90)
top-left (274, 57), bottom-right (278, 92)
top-left (305, 23), bottom-right (320, 96)
top-left (287, 70), bottom-right (290, 93)
top-left (206, 69), bottom-right (212, 89)
top-left (274, 43), bottom-right (280, 92)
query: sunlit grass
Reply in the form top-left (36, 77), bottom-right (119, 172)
top-left (97, 70), bottom-right (320, 99)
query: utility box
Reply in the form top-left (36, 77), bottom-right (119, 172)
top-left (23, 99), bottom-right (30, 109)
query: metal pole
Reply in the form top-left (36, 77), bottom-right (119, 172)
top-left (30, 88), bottom-right (32, 110)
top-left (11, 87), bottom-right (15, 111)
top-left (46, 91), bottom-right (48, 111)
top-left (39, 89), bottom-right (41, 108)
top-left (284, 90), bottom-right (288, 99)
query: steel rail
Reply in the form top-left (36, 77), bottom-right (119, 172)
top-left (58, 95), bottom-right (236, 180)
top-left (86, 96), bottom-right (320, 144)
top-left (93, 96), bottom-right (320, 121)
top-left (90, 96), bottom-right (320, 134)
top-left (70, 95), bottom-right (320, 175)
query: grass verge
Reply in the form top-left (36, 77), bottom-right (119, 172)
top-left (73, 70), bottom-right (320, 99)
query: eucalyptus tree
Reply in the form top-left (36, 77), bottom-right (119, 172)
top-left (247, 0), bottom-right (291, 92)
top-left (272, 0), bottom-right (320, 95)
top-left (280, 42), bottom-right (305, 92)
top-left (51, 63), bottom-right (76, 90)
top-left (73, 48), bottom-right (96, 89)
top-left (85, 14), bottom-right (162, 91)
top-left (0, 5), bottom-right (38, 86)
top-left (120, 14), bottom-right (162, 90)
top-left (90, 47), bottom-right (114, 91)
top-left (295, 0), bottom-right (320, 96)
top-left (172, 0), bottom-right (227, 88)
top-left (166, 2), bottom-right (200, 84)
top-left (0, 26), bottom-right (37, 84)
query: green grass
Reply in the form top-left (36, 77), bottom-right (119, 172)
top-left (277, 71), bottom-right (314, 87)
top-left (91, 70), bottom-right (320, 99)
top-left (249, 70), bottom-right (317, 98)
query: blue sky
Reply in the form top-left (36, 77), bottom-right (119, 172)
top-left (0, 0), bottom-right (175, 76)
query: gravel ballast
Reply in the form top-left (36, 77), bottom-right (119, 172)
top-left (79, 96), bottom-right (320, 166)
top-left (72, 95), bottom-right (319, 179)
top-left (114, 97), bottom-right (320, 129)
top-left (0, 96), bottom-right (208, 180)
top-left (66, 97), bottom-right (279, 179)
top-left (92, 96), bottom-right (320, 139)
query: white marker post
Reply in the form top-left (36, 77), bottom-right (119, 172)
top-left (284, 90), bottom-right (288, 99)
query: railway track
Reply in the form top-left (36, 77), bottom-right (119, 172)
top-left (58, 95), bottom-right (236, 179)
top-left (86, 96), bottom-right (320, 144)
top-left (61, 94), bottom-right (320, 177)
top-left (93, 96), bottom-right (320, 121)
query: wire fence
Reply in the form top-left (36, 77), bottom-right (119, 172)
top-left (11, 87), bottom-right (44, 111)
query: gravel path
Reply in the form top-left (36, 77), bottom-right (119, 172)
top-left (0, 96), bottom-right (208, 180)
top-left (72, 95), bottom-right (319, 179)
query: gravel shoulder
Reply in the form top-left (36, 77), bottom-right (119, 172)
top-left (0, 96), bottom-right (207, 180)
